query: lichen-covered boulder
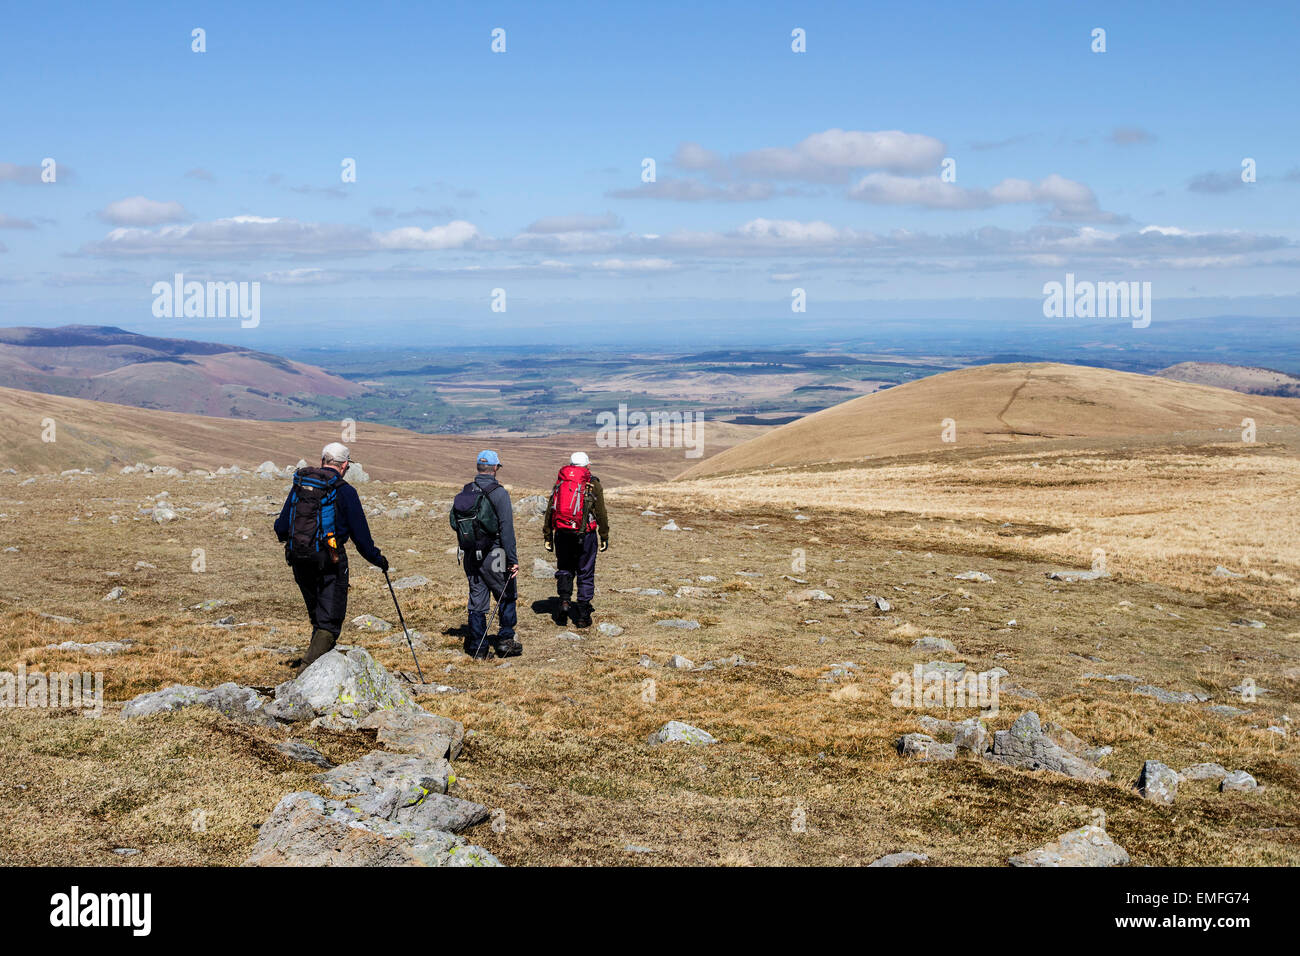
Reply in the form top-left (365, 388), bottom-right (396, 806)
top-left (1138, 760), bottom-right (1179, 804)
top-left (280, 647), bottom-right (415, 722)
top-left (1009, 825), bottom-right (1129, 867)
top-left (244, 791), bottom-right (499, 867)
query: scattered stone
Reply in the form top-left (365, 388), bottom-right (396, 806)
top-left (1134, 684), bottom-right (1210, 705)
top-left (920, 660), bottom-right (967, 680)
top-left (953, 571), bottom-right (993, 583)
top-left (44, 640), bottom-right (130, 655)
top-left (911, 636), bottom-right (956, 653)
top-left (1230, 618), bottom-right (1266, 629)
top-left (1046, 568), bottom-right (1108, 582)
top-left (1220, 770), bottom-right (1259, 792)
top-left (111, 848), bottom-right (141, 857)
top-left (989, 712), bottom-right (1110, 781)
top-left (1138, 760), bottom-right (1179, 805)
top-left (391, 575), bottom-right (429, 590)
top-left (656, 619), bottom-right (700, 630)
top-left (787, 588), bottom-right (834, 602)
top-left (1180, 762), bottom-right (1228, 781)
top-left (121, 682), bottom-right (277, 727)
top-left (189, 599), bottom-right (229, 611)
top-left (556, 630), bottom-right (583, 641)
top-left (513, 494), bottom-right (548, 517)
top-left (1212, 565), bottom-right (1244, 579)
top-left (897, 733), bottom-right (955, 761)
top-left (276, 739), bottom-right (335, 769)
top-left (1008, 825), bottom-right (1129, 867)
top-left (597, 622), bottom-right (624, 637)
top-left (103, 586), bottom-right (125, 602)
top-left (867, 851), bottom-right (928, 867)
top-left (666, 654), bottom-right (694, 669)
top-left (532, 557), bottom-right (555, 577)
top-left (648, 720), bottom-right (716, 746)
top-left (660, 520), bottom-right (680, 531)
top-left (352, 614), bottom-right (393, 632)
top-left (674, 586), bottom-right (711, 599)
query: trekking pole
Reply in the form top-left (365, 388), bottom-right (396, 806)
top-left (383, 568), bottom-right (425, 683)
top-left (485, 567), bottom-right (519, 636)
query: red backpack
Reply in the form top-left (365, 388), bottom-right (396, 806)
top-left (550, 465), bottom-right (596, 533)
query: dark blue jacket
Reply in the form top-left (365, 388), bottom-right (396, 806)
top-left (274, 474), bottom-right (385, 567)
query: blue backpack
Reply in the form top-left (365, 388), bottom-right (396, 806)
top-left (287, 468), bottom-right (343, 563)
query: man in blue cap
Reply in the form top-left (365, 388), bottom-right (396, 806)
top-left (449, 449), bottom-right (521, 658)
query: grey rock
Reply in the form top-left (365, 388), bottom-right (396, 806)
top-left (352, 614), bottom-right (392, 632)
top-left (1008, 825), bottom-right (1129, 867)
top-left (121, 682), bottom-right (278, 728)
top-left (921, 660), bottom-right (967, 679)
top-left (44, 640), bottom-right (130, 655)
top-left (276, 739), bottom-right (335, 769)
top-left (897, 733), bottom-right (955, 761)
top-left (787, 588), bottom-right (834, 602)
top-left (674, 586), bottom-right (712, 599)
top-left (867, 851), bottom-right (929, 867)
top-left (1220, 770), bottom-right (1258, 792)
top-left (103, 586), bottom-right (126, 602)
top-left (360, 707), bottom-right (464, 760)
top-left (666, 654), bottom-right (694, 669)
top-left (244, 791), bottom-right (499, 867)
top-left (597, 622), bottom-right (624, 637)
top-left (391, 574), bottom-right (429, 590)
top-left (1211, 565), bottom-right (1244, 578)
top-left (532, 557), bottom-right (555, 578)
top-left (1138, 760), bottom-right (1179, 805)
top-left (1180, 762), bottom-right (1228, 781)
top-left (656, 619), bottom-right (700, 630)
top-left (989, 712), bottom-right (1110, 781)
top-left (1230, 618), bottom-right (1266, 629)
top-left (1135, 684), bottom-right (1210, 705)
top-left (911, 636), bottom-right (956, 653)
top-left (1046, 568), bottom-right (1108, 582)
top-left (514, 494), bottom-right (549, 517)
top-left (280, 647), bottom-right (415, 720)
top-left (953, 571), bottom-right (993, 583)
top-left (648, 720), bottom-right (717, 746)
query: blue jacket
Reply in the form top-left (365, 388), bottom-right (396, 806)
top-left (274, 473), bottom-right (385, 567)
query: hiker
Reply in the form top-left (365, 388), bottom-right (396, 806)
top-left (273, 442), bottom-right (388, 671)
top-left (449, 449), bottom-right (521, 659)
top-left (543, 451), bottom-right (609, 628)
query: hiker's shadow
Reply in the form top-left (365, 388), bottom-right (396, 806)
top-left (531, 597), bottom-right (568, 627)
top-left (441, 624), bottom-right (473, 640)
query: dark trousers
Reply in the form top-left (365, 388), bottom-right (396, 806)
top-left (464, 546), bottom-right (517, 644)
top-left (554, 530), bottom-right (598, 603)
top-left (291, 554), bottom-right (350, 636)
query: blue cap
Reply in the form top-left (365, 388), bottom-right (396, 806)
top-left (476, 449), bottom-right (500, 466)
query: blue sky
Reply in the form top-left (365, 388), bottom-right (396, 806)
top-left (1, 0), bottom-right (1297, 347)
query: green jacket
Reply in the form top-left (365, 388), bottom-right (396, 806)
top-left (544, 473), bottom-right (609, 543)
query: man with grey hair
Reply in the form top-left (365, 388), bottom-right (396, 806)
top-left (274, 442), bottom-right (388, 672)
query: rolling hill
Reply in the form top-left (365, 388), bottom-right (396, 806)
top-left (0, 325), bottom-right (362, 418)
top-left (0, 384), bottom-right (763, 488)
top-left (678, 362), bottom-right (1300, 478)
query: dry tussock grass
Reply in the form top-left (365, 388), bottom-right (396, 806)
top-left (0, 455), bottom-right (1296, 866)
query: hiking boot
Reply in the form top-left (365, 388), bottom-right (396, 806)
top-left (572, 601), bottom-right (593, 629)
top-left (551, 597), bottom-right (570, 626)
top-left (463, 636), bottom-right (492, 660)
top-left (493, 637), bottom-right (524, 658)
top-left (294, 628), bottom-right (337, 674)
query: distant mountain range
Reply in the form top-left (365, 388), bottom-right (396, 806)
top-left (0, 325), bottom-right (361, 418)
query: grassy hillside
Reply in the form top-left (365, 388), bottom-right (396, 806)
top-left (680, 363), bottom-right (1300, 478)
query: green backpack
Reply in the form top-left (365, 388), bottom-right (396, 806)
top-left (449, 480), bottom-right (501, 557)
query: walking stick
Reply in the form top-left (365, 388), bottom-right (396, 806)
top-left (383, 568), bottom-right (425, 683)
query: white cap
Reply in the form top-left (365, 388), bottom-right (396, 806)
top-left (321, 442), bottom-right (351, 464)
top-left (570, 451), bottom-right (590, 467)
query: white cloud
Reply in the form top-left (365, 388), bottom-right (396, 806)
top-left (735, 128), bottom-right (947, 180)
top-left (97, 196), bottom-right (191, 227)
top-left (525, 212), bottom-right (621, 233)
top-left (373, 220), bottom-right (480, 250)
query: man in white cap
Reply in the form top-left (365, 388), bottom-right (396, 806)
top-left (543, 451), bottom-right (608, 628)
top-left (274, 442), bottom-right (388, 671)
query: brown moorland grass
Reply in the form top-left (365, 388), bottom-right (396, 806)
top-left (0, 445), bottom-right (1296, 866)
